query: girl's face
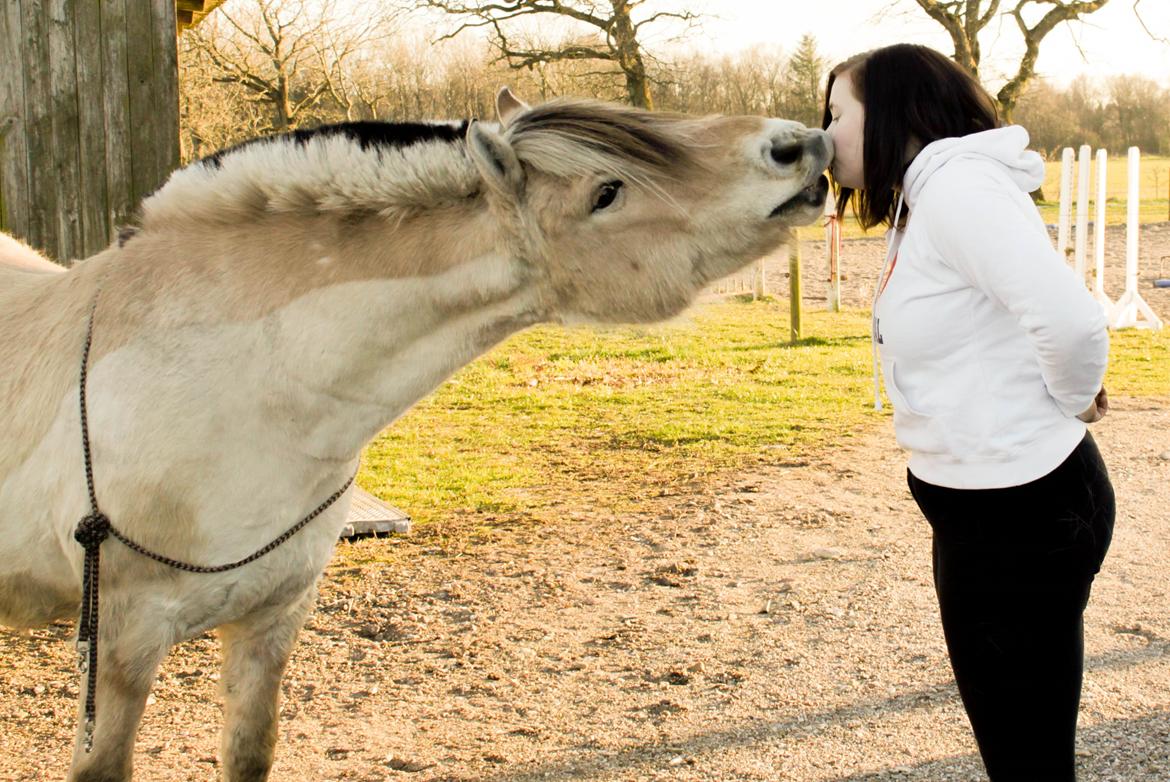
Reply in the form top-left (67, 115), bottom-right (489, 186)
top-left (826, 73), bottom-right (865, 190)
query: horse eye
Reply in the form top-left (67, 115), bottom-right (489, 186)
top-left (592, 180), bottom-right (624, 212)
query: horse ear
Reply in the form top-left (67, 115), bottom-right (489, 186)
top-left (466, 120), bottom-right (525, 199)
top-left (496, 86), bottom-right (530, 129)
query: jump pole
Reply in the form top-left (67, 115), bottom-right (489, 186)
top-left (789, 235), bottom-right (802, 342)
top-left (1074, 145), bottom-right (1091, 282)
top-left (1057, 147), bottom-right (1075, 260)
top-left (1092, 149), bottom-right (1114, 316)
top-left (1111, 147), bottom-right (1163, 330)
top-left (824, 189), bottom-right (841, 312)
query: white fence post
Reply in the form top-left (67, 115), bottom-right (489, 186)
top-left (824, 189), bottom-right (840, 312)
top-left (1093, 149), bottom-right (1114, 316)
top-left (1057, 147), bottom-right (1075, 260)
top-left (1074, 145), bottom-right (1091, 282)
top-left (1111, 147), bottom-right (1163, 330)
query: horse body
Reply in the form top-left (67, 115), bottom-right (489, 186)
top-left (0, 91), bottom-right (832, 781)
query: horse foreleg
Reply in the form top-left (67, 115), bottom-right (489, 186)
top-left (66, 613), bottom-right (171, 782)
top-left (218, 587), bottom-right (315, 782)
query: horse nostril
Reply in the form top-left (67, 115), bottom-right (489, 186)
top-left (771, 142), bottom-right (803, 167)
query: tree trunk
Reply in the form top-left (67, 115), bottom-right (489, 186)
top-left (609, 0), bottom-right (652, 109)
top-left (274, 73), bottom-right (292, 131)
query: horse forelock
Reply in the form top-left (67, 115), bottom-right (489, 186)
top-left (506, 100), bottom-right (706, 185)
top-left (139, 120), bottom-right (480, 231)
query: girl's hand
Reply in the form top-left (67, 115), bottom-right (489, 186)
top-left (1077, 387), bottom-right (1109, 423)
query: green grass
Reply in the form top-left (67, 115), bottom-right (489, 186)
top-left (359, 301), bottom-right (877, 532)
top-left (357, 298), bottom-right (1168, 536)
top-left (1043, 154), bottom-right (1170, 205)
top-left (1108, 326), bottom-right (1170, 397)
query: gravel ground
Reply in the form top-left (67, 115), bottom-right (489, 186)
top-left (2, 406), bottom-right (1167, 781)
top-left (1, 225), bottom-right (1167, 781)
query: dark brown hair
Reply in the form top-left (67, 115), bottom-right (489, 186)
top-left (822, 44), bottom-right (1000, 229)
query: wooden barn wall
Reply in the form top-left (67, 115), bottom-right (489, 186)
top-left (0, 0), bottom-right (179, 264)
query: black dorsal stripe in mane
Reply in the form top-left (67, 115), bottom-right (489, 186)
top-left (199, 119), bottom-right (473, 169)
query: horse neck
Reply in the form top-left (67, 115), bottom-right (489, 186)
top-left (107, 207), bottom-right (546, 466)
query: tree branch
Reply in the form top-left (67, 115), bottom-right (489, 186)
top-left (1133, 0), bottom-right (1169, 44)
top-left (419, 0), bottom-right (609, 32)
top-left (997, 0), bottom-right (1111, 120)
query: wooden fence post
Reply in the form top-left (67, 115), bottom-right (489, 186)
top-left (789, 238), bottom-right (802, 342)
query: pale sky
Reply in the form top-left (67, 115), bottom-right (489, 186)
top-left (408, 0), bottom-right (1170, 90)
top-left (649, 0), bottom-right (1170, 88)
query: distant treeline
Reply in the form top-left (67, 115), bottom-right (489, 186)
top-left (179, 25), bottom-right (1169, 164)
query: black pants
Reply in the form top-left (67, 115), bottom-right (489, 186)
top-left (907, 433), bottom-right (1115, 781)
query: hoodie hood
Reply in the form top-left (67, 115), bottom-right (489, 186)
top-left (903, 126), bottom-right (1045, 209)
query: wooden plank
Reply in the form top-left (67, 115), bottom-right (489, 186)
top-left (21, 0), bottom-right (56, 255)
top-left (151, 0), bottom-right (180, 186)
top-left (178, 0), bottom-right (224, 32)
top-left (126, 0), bottom-right (160, 209)
top-left (74, 0), bottom-right (110, 257)
top-left (100, 0), bottom-right (134, 231)
top-left (0, 1), bottom-right (31, 239)
top-left (340, 488), bottom-right (412, 538)
top-left (47, 0), bottom-right (82, 263)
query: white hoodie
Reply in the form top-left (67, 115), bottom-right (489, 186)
top-left (873, 126), bottom-right (1108, 489)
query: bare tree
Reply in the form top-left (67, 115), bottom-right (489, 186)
top-left (415, 0), bottom-right (702, 109)
top-left (912, 0), bottom-right (1002, 77)
top-left (314, 10), bottom-right (400, 121)
top-left (185, 0), bottom-right (395, 132)
top-left (909, 0), bottom-right (1113, 122)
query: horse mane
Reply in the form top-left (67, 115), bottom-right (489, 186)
top-left (139, 120), bottom-right (481, 230)
top-left (138, 101), bottom-right (705, 233)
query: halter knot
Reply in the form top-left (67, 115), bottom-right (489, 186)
top-left (74, 512), bottom-right (112, 549)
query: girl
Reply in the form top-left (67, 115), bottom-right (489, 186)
top-left (823, 44), bottom-right (1115, 780)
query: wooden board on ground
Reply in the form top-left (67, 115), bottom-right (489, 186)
top-left (341, 487), bottom-right (411, 538)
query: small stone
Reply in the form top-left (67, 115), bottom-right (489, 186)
top-left (385, 756), bottom-right (435, 773)
top-left (812, 547), bottom-right (846, 560)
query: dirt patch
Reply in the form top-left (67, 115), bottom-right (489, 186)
top-left (3, 402), bottom-right (1167, 781)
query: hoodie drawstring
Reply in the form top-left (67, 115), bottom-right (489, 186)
top-left (872, 193), bottom-right (906, 411)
